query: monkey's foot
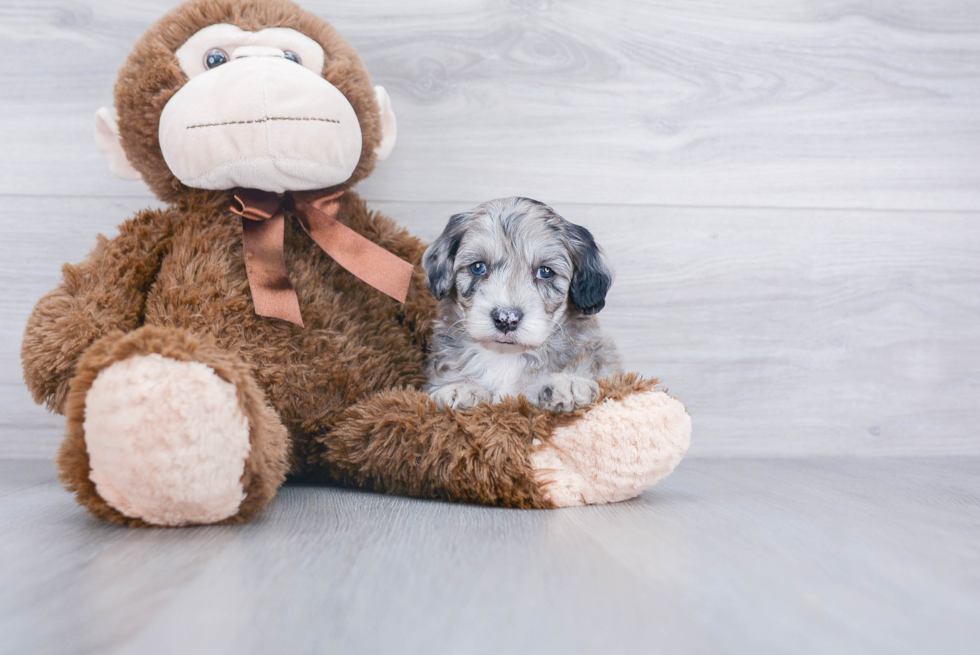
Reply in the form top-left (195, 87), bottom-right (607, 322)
top-left (530, 390), bottom-right (691, 507)
top-left (83, 354), bottom-right (251, 526)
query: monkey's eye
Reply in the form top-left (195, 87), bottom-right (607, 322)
top-left (536, 266), bottom-right (555, 280)
top-left (204, 48), bottom-right (229, 69)
top-left (283, 51), bottom-right (301, 64)
top-left (470, 262), bottom-right (487, 276)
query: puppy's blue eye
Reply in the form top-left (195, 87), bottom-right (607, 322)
top-left (204, 48), bottom-right (229, 69)
top-left (536, 266), bottom-right (555, 280)
top-left (283, 51), bottom-right (301, 64)
top-left (470, 262), bottom-right (487, 276)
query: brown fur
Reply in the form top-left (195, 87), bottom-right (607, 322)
top-left (21, 0), bottom-right (667, 523)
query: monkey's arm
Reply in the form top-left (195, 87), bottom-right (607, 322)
top-left (21, 208), bottom-right (174, 413)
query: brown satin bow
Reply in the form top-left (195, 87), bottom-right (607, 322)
top-left (230, 188), bottom-right (414, 328)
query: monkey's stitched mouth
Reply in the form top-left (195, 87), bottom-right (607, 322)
top-left (186, 116), bottom-right (340, 129)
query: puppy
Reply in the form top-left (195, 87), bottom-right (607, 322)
top-left (423, 197), bottom-right (621, 412)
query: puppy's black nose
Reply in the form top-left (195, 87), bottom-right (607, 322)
top-left (491, 307), bottom-right (523, 333)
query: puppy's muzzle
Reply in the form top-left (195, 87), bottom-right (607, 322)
top-left (491, 307), bottom-right (523, 333)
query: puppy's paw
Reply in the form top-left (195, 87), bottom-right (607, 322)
top-left (430, 381), bottom-right (492, 410)
top-left (535, 375), bottom-right (599, 413)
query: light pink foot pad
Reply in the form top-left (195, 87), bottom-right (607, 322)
top-left (84, 354), bottom-right (251, 526)
top-left (531, 390), bottom-right (691, 507)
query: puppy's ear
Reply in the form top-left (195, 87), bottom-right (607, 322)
top-left (423, 212), bottom-right (471, 300)
top-left (565, 223), bottom-right (613, 315)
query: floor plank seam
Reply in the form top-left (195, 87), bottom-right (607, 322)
top-left (0, 192), bottom-right (978, 216)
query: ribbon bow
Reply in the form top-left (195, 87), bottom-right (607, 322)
top-left (230, 188), bottom-right (414, 328)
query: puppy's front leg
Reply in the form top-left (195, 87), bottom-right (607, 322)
top-left (430, 381), bottom-right (493, 410)
top-left (533, 373), bottom-right (600, 413)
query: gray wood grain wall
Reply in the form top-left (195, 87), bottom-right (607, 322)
top-left (1, 0), bottom-right (977, 458)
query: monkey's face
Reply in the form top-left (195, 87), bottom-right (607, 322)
top-left (159, 24), bottom-right (365, 192)
top-left (95, 0), bottom-right (395, 200)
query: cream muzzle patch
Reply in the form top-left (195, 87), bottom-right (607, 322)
top-left (160, 29), bottom-right (361, 192)
top-left (94, 24), bottom-right (396, 190)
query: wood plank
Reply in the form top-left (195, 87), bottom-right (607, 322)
top-left (0, 0), bottom-right (978, 209)
top-left (0, 385), bottom-right (64, 460)
top-left (0, 458), bottom-right (56, 497)
top-left (3, 197), bottom-right (978, 458)
top-left (1, 457), bottom-right (978, 654)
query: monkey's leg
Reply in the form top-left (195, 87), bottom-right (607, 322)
top-left (313, 375), bottom-right (690, 508)
top-left (58, 326), bottom-right (290, 527)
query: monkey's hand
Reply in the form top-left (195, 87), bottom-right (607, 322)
top-left (430, 381), bottom-right (492, 411)
top-left (21, 208), bottom-right (172, 414)
top-left (534, 374), bottom-right (600, 413)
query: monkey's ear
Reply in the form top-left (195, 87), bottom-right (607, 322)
top-left (94, 107), bottom-right (142, 181)
top-left (373, 86), bottom-right (397, 161)
top-left (566, 223), bottom-right (614, 315)
top-left (422, 212), bottom-right (471, 300)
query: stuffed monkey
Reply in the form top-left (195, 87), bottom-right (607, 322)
top-left (21, 0), bottom-right (691, 527)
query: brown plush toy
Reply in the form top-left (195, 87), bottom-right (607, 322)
top-left (21, 0), bottom-right (691, 527)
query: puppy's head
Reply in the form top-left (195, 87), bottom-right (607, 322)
top-left (423, 197), bottom-right (613, 349)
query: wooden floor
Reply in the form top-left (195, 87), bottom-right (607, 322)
top-left (2, 456), bottom-right (978, 654)
top-left (2, 1), bottom-right (979, 653)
